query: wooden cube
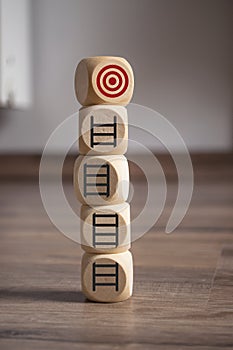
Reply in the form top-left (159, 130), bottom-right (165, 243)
top-left (81, 203), bottom-right (130, 254)
top-left (73, 155), bottom-right (129, 205)
top-left (81, 251), bottom-right (133, 302)
top-left (79, 105), bottom-right (128, 155)
top-left (75, 56), bottom-right (134, 106)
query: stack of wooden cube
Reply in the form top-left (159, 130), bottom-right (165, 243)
top-left (74, 56), bottom-right (134, 302)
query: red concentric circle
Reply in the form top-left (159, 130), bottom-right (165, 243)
top-left (109, 77), bottom-right (116, 85)
top-left (102, 70), bottom-right (122, 92)
top-left (96, 64), bottom-right (129, 98)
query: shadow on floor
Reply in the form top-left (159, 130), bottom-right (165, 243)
top-left (0, 288), bottom-right (86, 303)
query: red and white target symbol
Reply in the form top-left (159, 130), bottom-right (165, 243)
top-left (96, 64), bottom-right (129, 98)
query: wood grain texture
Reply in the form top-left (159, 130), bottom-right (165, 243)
top-left (0, 154), bottom-right (233, 349)
top-left (81, 251), bottom-right (133, 302)
top-left (74, 56), bottom-right (134, 106)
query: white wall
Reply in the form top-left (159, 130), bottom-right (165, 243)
top-left (0, 0), bottom-right (32, 108)
top-left (0, 0), bottom-right (232, 153)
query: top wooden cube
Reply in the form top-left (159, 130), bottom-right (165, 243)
top-left (74, 56), bottom-right (134, 106)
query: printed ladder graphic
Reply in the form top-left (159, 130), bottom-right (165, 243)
top-left (84, 163), bottom-right (110, 197)
top-left (92, 213), bottom-right (119, 248)
top-left (92, 262), bottom-right (119, 292)
top-left (90, 115), bottom-right (117, 148)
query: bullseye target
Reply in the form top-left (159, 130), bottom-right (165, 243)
top-left (96, 64), bottom-right (129, 98)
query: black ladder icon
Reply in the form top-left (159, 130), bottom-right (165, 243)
top-left (92, 213), bottom-right (119, 248)
top-left (92, 262), bottom-right (119, 292)
top-left (84, 163), bottom-right (110, 197)
top-left (90, 115), bottom-right (117, 148)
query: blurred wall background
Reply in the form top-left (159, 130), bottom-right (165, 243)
top-left (0, 0), bottom-right (232, 153)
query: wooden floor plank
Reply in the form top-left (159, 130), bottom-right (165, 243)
top-left (207, 245), bottom-right (233, 314)
top-left (0, 156), bottom-right (233, 348)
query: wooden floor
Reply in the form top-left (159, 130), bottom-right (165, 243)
top-left (0, 154), bottom-right (233, 349)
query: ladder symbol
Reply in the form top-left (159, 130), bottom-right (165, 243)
top-left (92, 262), bottom-right (119, 292)
top-left (92, 213), bottom-right (119, 248)
top-left (84, 163), bottom-right (110, 197)
top-left (90, 115), bottom-right (117, 148)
